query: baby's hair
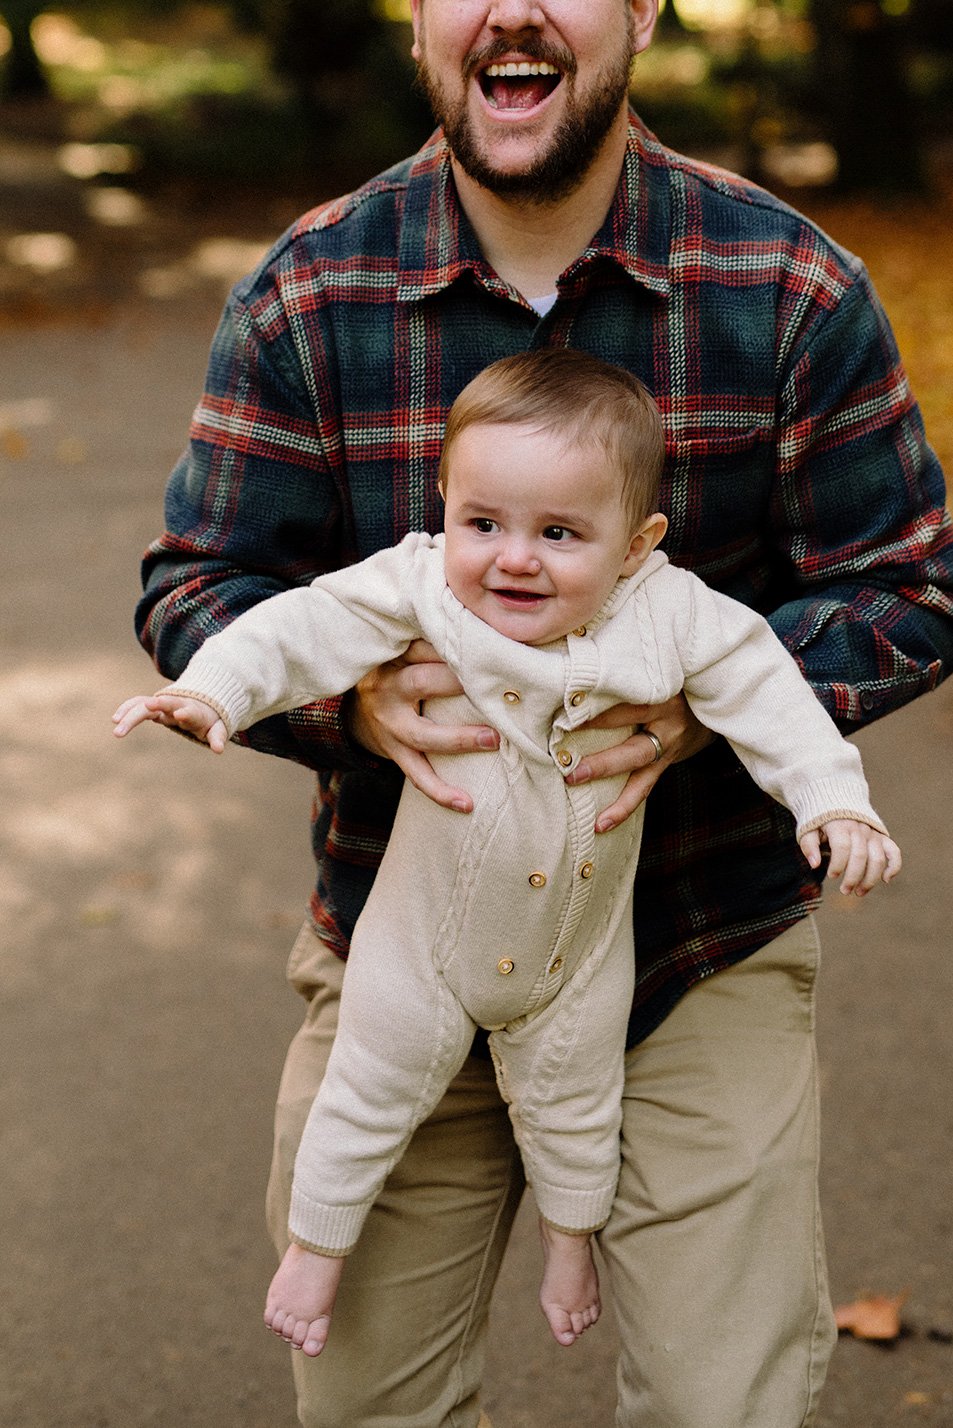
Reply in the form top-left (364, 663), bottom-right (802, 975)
top-left (439, 348), bottom-right (665, 529)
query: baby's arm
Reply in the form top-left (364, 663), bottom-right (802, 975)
top-left (112, 693), bottom-right (228, 753)
top-left (799, 819), bottom-right (901, 897)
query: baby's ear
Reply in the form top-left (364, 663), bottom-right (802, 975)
top-left (621, 512), bottom-right (668, 575)
top-left (437, 478), bottom-right (446, 503)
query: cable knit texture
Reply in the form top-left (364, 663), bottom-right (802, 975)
top-left (162, 533), bottom-right (885, 1248)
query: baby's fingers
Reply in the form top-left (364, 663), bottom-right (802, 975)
top-left (206, 720), bottom-right (228, 754)
top-left (798, 830), bottom-right (822, 870)
top-left (111, 696), bottom-right (167, 737)
top-left (880, 837), bottom-right (902, 885)
top-left (828, 825), bottom-right (903, 895)
top-left (852, 838), bottom-right (888, 895)
top-left (825, 824), bottom-right (868, 895)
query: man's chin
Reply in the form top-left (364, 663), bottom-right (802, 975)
top-left (451, 133), bottom-right (590, 205)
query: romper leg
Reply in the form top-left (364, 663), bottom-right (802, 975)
top-left (601, 917), bottom-right (837, 1428)
top-left (265, 924), bottom-right (524, 1428)
top-left (489, 917), bottom-right (635, 1234)
top-left (288, 906), bottom-right (479, 1250)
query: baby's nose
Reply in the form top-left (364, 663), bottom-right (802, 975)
top-left (496, 539), bottom-right (541, 574)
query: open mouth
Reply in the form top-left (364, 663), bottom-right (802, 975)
top-left (492, 588), bottom-right (548, 604)
top-left (478, 60), bottom-right (562, 113)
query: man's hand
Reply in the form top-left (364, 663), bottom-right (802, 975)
top-left (566, 693), bottom-right (714, 833)
top-left (346, 640), bottom-right (500, 813)
top-left (112, 693), bottom-right (228, 753)
top-left (799, 819), bottom-right (902, 896)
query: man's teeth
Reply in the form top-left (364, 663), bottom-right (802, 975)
top-left (483, 61), bottom-right (559, 78)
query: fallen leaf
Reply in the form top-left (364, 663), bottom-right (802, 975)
top-left (834, 1289), bottom-right (909, 1340)
top-left (904, 1391), bottom-right (931, 1405)
top-left (79, 903), bottom-right (121, 926)
top-left (1, 427), bottom-right (29, 459)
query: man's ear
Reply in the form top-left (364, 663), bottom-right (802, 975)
top-left (620, 511), bottom-right (668, 575)
top-left (629, 0), bottom-right (660, 57)
top-left (410, 0), bottom-right (422, 61)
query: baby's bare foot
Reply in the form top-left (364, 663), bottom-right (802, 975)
top-left (538, 1218), bottom-right (601, 1346)
top-left (264, 1242), bottom-right (346, 1357)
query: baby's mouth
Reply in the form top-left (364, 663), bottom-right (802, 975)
top-left (478, 59), bottom-right (562, 112)
top-left (493, 588), bottom-right (547, 603)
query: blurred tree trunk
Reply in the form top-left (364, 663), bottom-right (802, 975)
top-left (258, 0), bottom-right (380, 111)
top-left (1, 4), bottom-right (49, 98)
top-left (249, 0), bottom-right (427, 180)
top-left (657, 0), bottom-right (689, 36)
top-left (809, 0), bottom-right (925, 192)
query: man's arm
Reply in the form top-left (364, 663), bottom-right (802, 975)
top-left (766, 263), bottom-right (953, 725)
top-left (136, 289), bottom-right (361, 772)
top-left (138, 286), bottom-right (498, 781)
top-left (561, 261), bottom-right (953, 831)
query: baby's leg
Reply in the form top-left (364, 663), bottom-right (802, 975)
top-left (264, 1242), bottom-right (346, 1358)
top-left (538, 1218), bottom-right (601, 1346)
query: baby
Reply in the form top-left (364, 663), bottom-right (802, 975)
top-left (114, 349), bottom-right (900, 1358)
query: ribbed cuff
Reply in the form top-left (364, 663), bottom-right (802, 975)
top-left (531, 1179), bottom-right (618, 1236)
top-left (289, 1185), bottom-right (372, 1257)
top-left (791, 777), bottom-right (887, 840)
top-left (161, 662), bottom-right (251, 738)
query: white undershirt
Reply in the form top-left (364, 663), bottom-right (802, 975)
top-left (528, 292), bottom-right (558, 317)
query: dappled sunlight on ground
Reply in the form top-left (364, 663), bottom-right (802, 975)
top-left (0, 649), bottom-right (312, 987)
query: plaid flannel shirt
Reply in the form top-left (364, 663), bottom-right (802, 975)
top-left (138, 115), bottom-right (953, 1045)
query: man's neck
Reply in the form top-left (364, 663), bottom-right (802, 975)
top-left (450, 119), bottom-right (630, 302)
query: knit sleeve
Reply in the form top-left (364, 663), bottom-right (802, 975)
top-left (680, 573), bottom-right (887, 838)
top-left (161, 537), bottom-right (428, 737)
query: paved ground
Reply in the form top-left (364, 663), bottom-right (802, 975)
top-left (2, 133), bottom-right (952, 1425)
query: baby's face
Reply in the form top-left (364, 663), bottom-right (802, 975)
top-left (441, 421), bottom-right (650, 646)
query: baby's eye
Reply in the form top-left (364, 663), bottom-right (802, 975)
top-left (543, 525), bottom-right (575, 542)
top-left (472, 517), bottom-right (498, 534)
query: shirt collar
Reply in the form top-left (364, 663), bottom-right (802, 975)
top-left (396, 112), bottom-right (673, 305)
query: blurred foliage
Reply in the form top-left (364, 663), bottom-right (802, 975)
top-left (0, 1), bottom-right (951, 193)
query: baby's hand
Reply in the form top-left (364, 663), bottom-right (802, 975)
top-left (112, 693), bottom-right (228, 753)
top-left (799, 819), bottom-right (901, 897)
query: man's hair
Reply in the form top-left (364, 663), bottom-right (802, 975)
top-left (439, 349), bottom-right (666, 529)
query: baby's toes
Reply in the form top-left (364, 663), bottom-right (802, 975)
top-left (290, 1318), bottom-right (311, 1349)
top-left (569, 1304), bottom-right (599, 1337)
top-left (301, 1316), bottom-right (331, 1357)
top-left (545, 1306), bottom-right (578, 1346)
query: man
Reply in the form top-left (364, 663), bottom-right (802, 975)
top-left (137, 2), bottom-right (953, 1424)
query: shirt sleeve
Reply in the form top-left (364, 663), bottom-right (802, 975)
top-left (767, 262), bottom-right (953, 730)
top-left (135, 284), bottom-right (366, 772)
top-left (161, 542), bottom-right (425, 738)
top-left (680, 575), bottom-right (886, 840)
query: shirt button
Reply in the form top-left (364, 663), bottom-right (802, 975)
top-left (579, 861), bottom-right (594, 880)
top-left (549, 957), bottom-right (563, 974)
top-left (502, 690), bottom-right (521, 704)
top-left (528, 872), bottom-right (547, 889)
top-left (556, 748), bottom-right (574, 768)
top-left (571, 625), bottom-right (587, 638)
top-left (569, 691), bottom-right (586, 707)
top-left (497, 958), bottom-right (515, 975)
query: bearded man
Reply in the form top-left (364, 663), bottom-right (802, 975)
top-left (136, 3), bottom-right (953, 1424)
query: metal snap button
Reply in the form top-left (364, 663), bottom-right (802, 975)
top-left (528, 872), bottom-right (547, 889)
top-left (579, 861), bottom-right (594, 880)
top-left (497, 958), bottom-right (515, 975)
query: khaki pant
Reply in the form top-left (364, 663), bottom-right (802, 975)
top-left (265, 917), bottom-right (836, 1427)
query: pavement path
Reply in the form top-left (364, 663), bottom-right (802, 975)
top-left (2, 278), bottom-right (951, 1424)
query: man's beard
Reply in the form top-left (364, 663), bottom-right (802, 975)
top-left (416, 39), bottom-right (634, 205)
